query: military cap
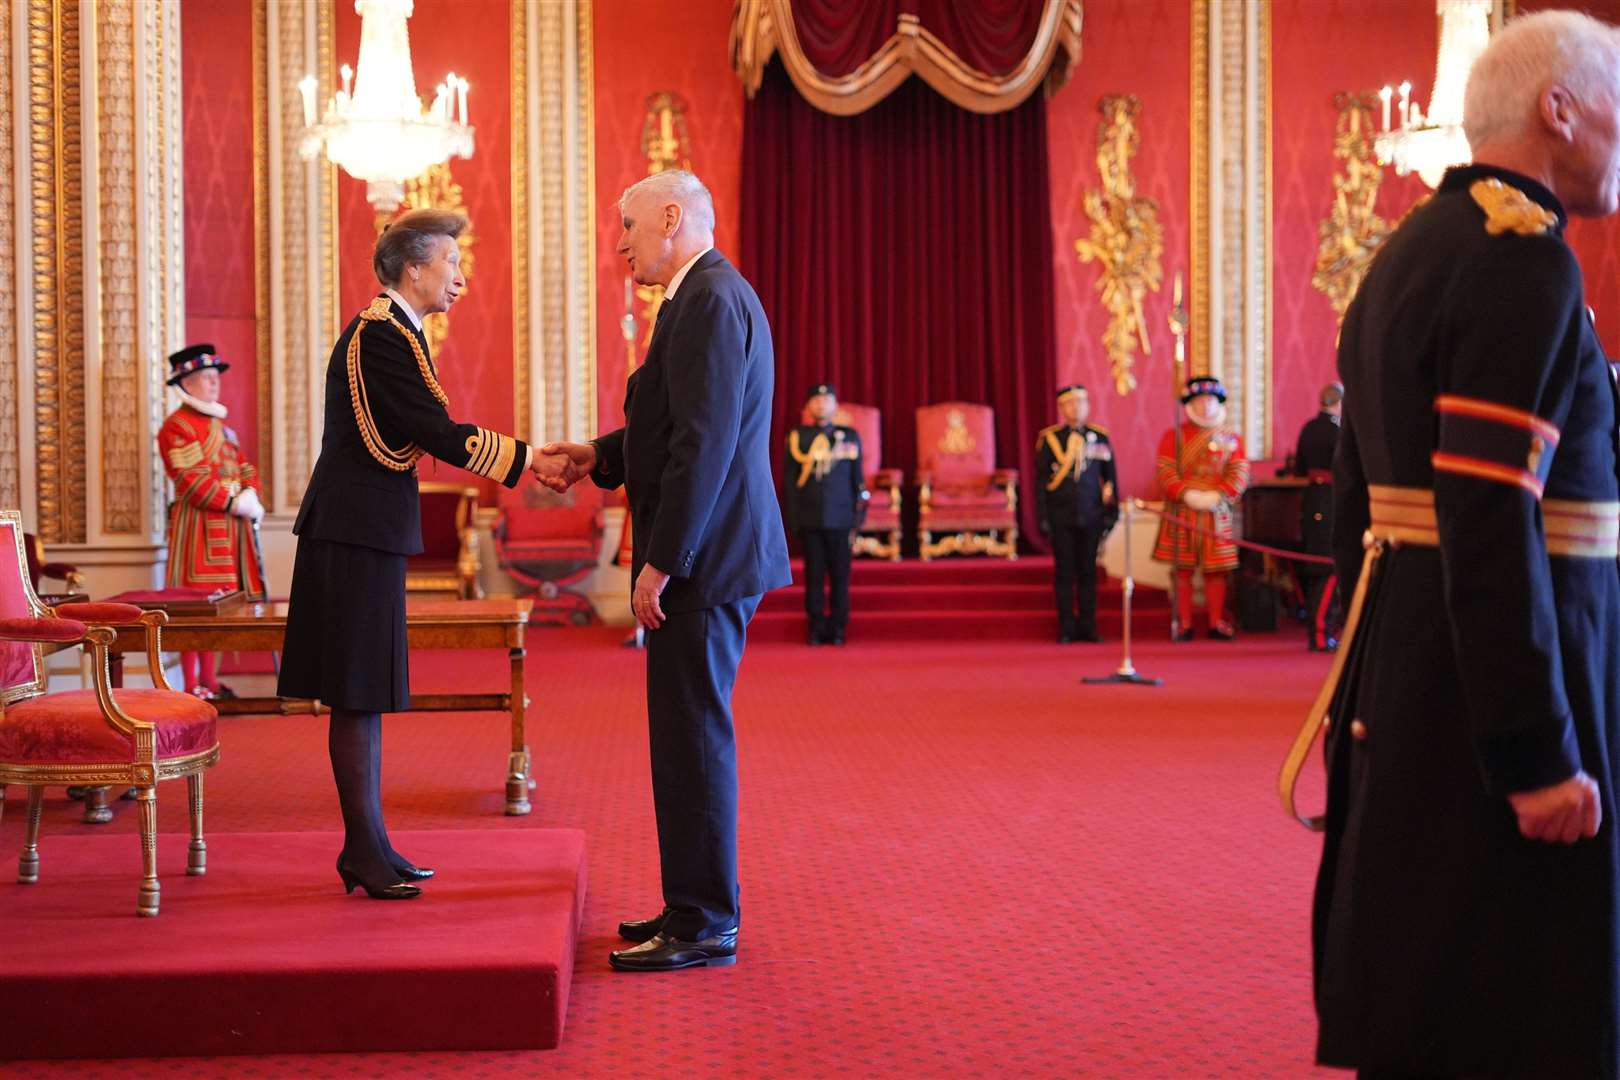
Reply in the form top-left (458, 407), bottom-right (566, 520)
top-left (805, 383), bottom-right (838, 402)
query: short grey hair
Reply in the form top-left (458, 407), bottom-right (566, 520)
top-left (1464, 11), bottom-right (1620, 149)
top-left (373, 208), bottom-right (467, 287)
top-left (619, 170), bottom-right (715, 236)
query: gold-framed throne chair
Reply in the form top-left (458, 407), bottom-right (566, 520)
top-left (914, 402), bottom-right (1018, 560)
top-left (406, 481), bottom-right (482, 599)
top-left (833, 402), bottom-right (902, 561)
top-left (0, 511), bottom-right (217, 916)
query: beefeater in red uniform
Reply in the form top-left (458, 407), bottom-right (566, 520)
top-left (1152, 375), bottom-right (1249, 640)
top-left (158, 343), bottom-right (265, 699)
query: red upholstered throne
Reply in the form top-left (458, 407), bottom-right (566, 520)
top-left (406, 482), bottom-right (482, 600)
top-left (494, 479), bottom-right (606, 627)
top-left (0, 511), bottom-right (216, 916)
top-left (833, 403), bottom-right (902, 561)
top-left (914, 402), bottom-right (1018, 560)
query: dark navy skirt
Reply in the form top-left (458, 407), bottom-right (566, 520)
top-left (277, 537), bottom-right (409, 713)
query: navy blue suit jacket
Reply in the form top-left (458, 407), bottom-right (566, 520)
top-left (591, 250), bottom-right (790, 613)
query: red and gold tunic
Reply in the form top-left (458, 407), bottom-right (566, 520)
top-left (158, 406), bottom-right (265, 597)
top-left (1151, 421), bottom-right (1249, 571)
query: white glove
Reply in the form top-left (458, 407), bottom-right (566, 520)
top-left (232, 488), bottom-right (265, 523)
top-left (1181, 488), bottom-right (1221, 512)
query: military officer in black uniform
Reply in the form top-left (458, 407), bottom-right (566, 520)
top-left (784, 383), bottom-right (866, 645)
top-left (1291, 381), bottom-right (1341, 651)
top-left (1034, 384), bottom-right (1118, 643)
top-left (1310, 13), bottom-right (1620, 1076)
top-left (280, 208), bottom-right (536, 901)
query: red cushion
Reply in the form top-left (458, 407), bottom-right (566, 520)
top-left (55, 602), bottom-right (145, 624)
top-left (0, 616), bottom-right (88, 643)
top-left (0, 689), bottom-right (217, 765)
top-left (930, 487), bottom-right (1010, 510)
top-left (502, 539), bottom-right (597, 561)
top-left (102, 588), bottom-right (213, 604)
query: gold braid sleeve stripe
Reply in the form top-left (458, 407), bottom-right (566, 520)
top-left (167, 441), bottom-right (202, 470)
top-left (346, 297), bottom-right (452, 472)
top-left (462, 426), bottom-right (518, 482)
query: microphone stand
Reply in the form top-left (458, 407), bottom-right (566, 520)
top-left (1084, 499), bottom-right (1162, 686)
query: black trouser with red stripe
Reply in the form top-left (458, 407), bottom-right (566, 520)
top-left (1302, 570), bottom-right (1339, 650)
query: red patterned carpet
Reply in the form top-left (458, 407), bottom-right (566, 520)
top-left (1, 622), bottom-right (1336, 1078)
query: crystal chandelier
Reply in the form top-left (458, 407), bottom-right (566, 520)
top-left (1374, 0), bottom-right (1492, 189)
top-left (297, 0), bottom-right (474, 212)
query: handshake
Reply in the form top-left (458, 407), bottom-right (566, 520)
top-left (531, 442), bottom-right (597, 493)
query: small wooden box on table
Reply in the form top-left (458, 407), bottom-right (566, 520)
top-left (100, 597), bottom-right (537, 815)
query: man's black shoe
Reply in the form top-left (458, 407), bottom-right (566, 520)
top-left (1075, 629), bottom-right (1102, 643)
top-left (609, 929), bottom-right (738, 971)
top-left (1173, 627), bottom-right (1196, 643)
top-left (1057, 632), bottom-right (1074, 644)
top-left (829, 631), bottom-right (846, 646)
top-left (617, 907), bottom-right (673, 943)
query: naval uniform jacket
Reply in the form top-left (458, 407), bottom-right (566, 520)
top-left (589, 250), bottom-right (791, 611)
top-left (1315, 164), bottom-right (1620, 1076)
top-left (279, 295), bottom-right (528, 711)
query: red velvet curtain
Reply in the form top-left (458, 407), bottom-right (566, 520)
top-left (789, 0), bottom-right (1048, 76)
top-left (740, 60), bottom-right (1057, 547)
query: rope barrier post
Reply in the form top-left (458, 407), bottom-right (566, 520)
top-left (1083, 499), bottom-right (1162, 688)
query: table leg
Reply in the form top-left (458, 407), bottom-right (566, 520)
top-left (505, 644), bottom-right (531, 815)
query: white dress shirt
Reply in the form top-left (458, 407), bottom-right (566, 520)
top-left (385, 288), bottom-right (425, 332)
top-left (662, 246), bottom-right (713, 301)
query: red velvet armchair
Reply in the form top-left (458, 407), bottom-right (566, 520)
top-left (914, 402), bottom-right (1018, 560)
top-left (24, 532), bottom-right (85, 597)
top-left (833, 402), bottom-right (902, 561)
top-left (494, 479), bottom-right (606, 627)
top-left (0, 511), bottom-right (216, 916)
top-left (406, 482), bottom-right (482, 600)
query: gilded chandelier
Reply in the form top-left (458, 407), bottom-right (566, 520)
top-left (298, 0), bottom-right (474, 212)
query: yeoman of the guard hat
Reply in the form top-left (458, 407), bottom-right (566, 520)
top-left (1180, 375), bottom-right (1226, 404)
top-left (167, 344), bottom-right (229, 386)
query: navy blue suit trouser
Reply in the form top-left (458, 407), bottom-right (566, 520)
top-left (644, 593), bottom-right (761, 939)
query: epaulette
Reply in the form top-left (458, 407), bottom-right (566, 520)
top-left (1470, 178), bottom-right (1557, 238)
top-left (1036, 423), bottom-right (1064, 448)
top-left (1086, 423), bottom-right (1110, 438)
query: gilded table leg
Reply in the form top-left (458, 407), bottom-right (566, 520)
top-left (83, 786), bottom-right (113, 824)
top-left (186, 773), bottom-right (206, 876)
top-left (137, 787), bottom-right (160, 917)
top-left (505, 644), bottom-right (531, 815)
top-left (18, 785), bottom-right (42, 883)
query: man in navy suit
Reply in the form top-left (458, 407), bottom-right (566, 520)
top-left (540, 170), bottom-right (790, 971)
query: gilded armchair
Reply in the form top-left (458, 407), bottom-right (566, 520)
top-left (494, 479), bottom-right (605, 627)
top-left (0, 511), bottom-right (217, 916)
top-left (24, 531), bottom-right (85, 597)
top-left (406, 481), bottom-right (482, 599)
top-left (832, 402), bottom-right (902, 561)
top-left (914, 402), bottom-right (1018, 560)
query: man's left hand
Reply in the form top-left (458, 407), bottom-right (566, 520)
top-left (633, 564), bottom-right (671, 630)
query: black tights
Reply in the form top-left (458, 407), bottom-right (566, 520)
top-left (328, 709), bottom-right (409, 884)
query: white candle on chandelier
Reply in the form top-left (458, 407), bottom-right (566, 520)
top-left (1378, 85), bottom-right (1392, 131)
top-left (1398, 81), bottom-right (1412, 129)
top-left (298, 75), bottom-right (317, 127)
top-left (432, 82), bottom-right (447, 122)
top-left (340, 63), bottom-right (353, 99)
top-left (456, 78), bottom-right (469, 127)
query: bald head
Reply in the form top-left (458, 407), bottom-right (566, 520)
top-left (1463, 10), bottom-right (1620, 216)
top-left (615, 170), bottom-right (716, 288)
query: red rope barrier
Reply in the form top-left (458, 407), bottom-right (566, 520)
top-left (1129, 498), bottom-right (1336, 566)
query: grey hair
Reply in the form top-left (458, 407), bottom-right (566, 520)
top-left (373, 207), bottom-right (467, 287)
top-left (1464, 10), bottom-right (1620, 149)
top-left (619, 170), bottom-right (716, 236)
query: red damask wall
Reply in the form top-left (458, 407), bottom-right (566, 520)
top-left (1047, 0), bottom-right (1191, 498)
top-left (181, 0), bottom-right (259, 476)
top-left (591, 0), bottom-right (743, 435)
top-left (1271, 0), bottom-right (1437, 466)
top-left (335, 0), bottom-right (515, 473)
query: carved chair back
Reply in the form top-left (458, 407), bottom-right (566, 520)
top-left (0, 512), bottom-right (47, 703)
top-left (916, 402), bottom-right (996, 487)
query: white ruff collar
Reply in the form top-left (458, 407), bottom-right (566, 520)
top-left (176, 388), bottom-right (227, 419)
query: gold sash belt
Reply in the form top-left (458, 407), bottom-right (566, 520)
top-left (1278, 483), bottom-right (1620, 830)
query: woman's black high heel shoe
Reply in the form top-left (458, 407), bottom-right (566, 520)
top-left (337, 861), bottom-right (422, 900)
top-left (390, 861), bottom-right (435, 881)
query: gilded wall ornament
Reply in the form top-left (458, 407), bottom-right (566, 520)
top-left (631, 92), bottom-right (693, 359)
top-left (1075, 94), bottom-right (1164, 396)
top-left (1311, 93), bottom-right (1391, 323)
top-left (376, 162), bottom-right (476, 356)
